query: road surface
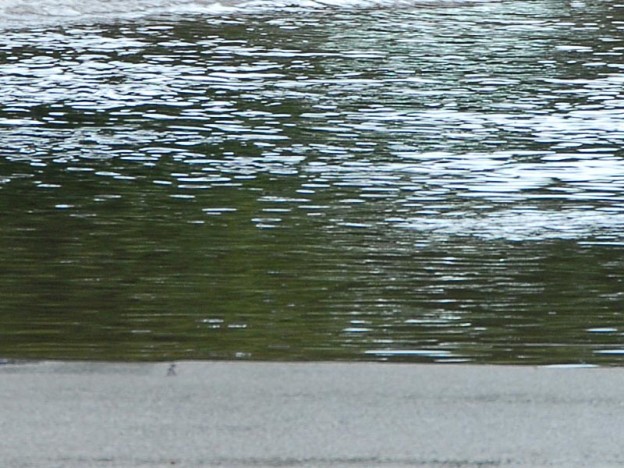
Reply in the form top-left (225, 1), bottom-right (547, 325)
top-left (1, 360), bottom-right (622, 467)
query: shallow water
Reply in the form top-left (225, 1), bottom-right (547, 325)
top-left (2, 0), bottom-right (624, 364)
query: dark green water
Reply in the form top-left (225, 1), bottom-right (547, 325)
top-left (2, 0), bottom-right (624, 364)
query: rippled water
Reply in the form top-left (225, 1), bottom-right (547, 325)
top-left (2, 0), bottom-right (624, 364)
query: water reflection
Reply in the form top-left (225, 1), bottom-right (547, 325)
top-left (2, 0), bottom-right (624, 364)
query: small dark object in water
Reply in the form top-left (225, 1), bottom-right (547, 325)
top-left (167, 364), bottom-right (177, 376)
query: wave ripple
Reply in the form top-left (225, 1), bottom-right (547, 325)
top-left (0, 0), bottom-right (496, 25)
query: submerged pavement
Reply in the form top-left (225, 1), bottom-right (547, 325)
top-left (1, 361), bottom-right (623, 467)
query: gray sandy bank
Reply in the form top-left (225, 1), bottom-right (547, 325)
top-left (1, 360), bottom-right (623, 467)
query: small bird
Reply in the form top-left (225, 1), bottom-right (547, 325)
top-left (167, 363), bottom-right (177, 376)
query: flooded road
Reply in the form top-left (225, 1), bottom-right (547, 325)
top-left (1, 0), bottom-right (624, 364)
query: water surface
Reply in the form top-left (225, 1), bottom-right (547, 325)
top-left (2, 0), bottom-right (624, 364)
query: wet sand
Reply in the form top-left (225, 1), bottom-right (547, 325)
top-left (1, 361), bottom-right (623, 467)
